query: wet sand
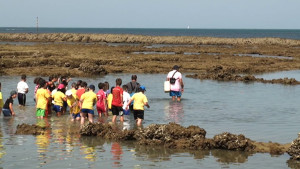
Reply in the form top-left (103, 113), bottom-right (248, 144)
top-left (1, 33), bottom-right (300, 84)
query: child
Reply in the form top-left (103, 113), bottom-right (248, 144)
top-left (2, 90), bottom-right (17, 116)
top-left (52, 84), bottom-right (67, 116)
top-left (79, 85), bottom-right (97, 125)
top-left (66, 90), bottom-right (80, 121)
top-left (17, 74), bottom-right (29, 106)
top-left (96, 82), bottom-right (107, 117)
top-left (122, 85), bottom-right (131, 115)
top-left (0, 82), bottom-right (3, 114)
top-left (70, 82), bottom-right (77, 97)
top-left (33, 77), bottom-right (42, 102)
top-left (127, 86), bottom-right (150, 126)
top-left (104, 81), bottom-right (110, 96)
top-left (111, 78), bottom-right (124, 123)
top-left (106, 86), bottom-right (114, 114)
top-left (36, 79), bottom-right (51, 119)
top-left (76, 81), bottom-right (87, 100)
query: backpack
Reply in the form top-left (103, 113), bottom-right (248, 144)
top-left (170, 71), bottom-right (177, 84)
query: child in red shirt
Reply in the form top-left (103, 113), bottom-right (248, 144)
top-left (96, 82), bottom-right (107, 118)
top-left (111, 78), bottom-right (123, 123)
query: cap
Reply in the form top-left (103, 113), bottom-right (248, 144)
top-left (140, 86), bottom-right (146, 91)
top-left (57, 84), bottom-right (65, 89)
top-left (66, 90), bottom-right (73, 96)
top-left (10, 90), bottom-right (17, 96)
top-left (89, 84), bottom-right (95, 91)
top-left (173, 65), bottom-right (180, 70)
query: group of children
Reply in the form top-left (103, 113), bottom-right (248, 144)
top-left (0, 74), bottom-right (150, 127)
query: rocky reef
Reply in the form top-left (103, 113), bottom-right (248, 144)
top-left (287, 134), bottom-right (300, 160)
top-left (15, 123), bottom-right (50, 135)
top-left (186, 65), bottom-right (300, 85)
top-left (80, 122), bottom-right (268, 153)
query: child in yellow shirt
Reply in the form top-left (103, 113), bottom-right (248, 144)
top-left (66, 90), bottom-right (80, 121)
top-left (36, 79), bottom-right (51, 119)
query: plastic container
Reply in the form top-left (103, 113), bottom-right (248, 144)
top-left (164, 81), bottom-right (170, 93)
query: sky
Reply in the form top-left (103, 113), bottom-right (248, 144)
top-left (0, 0), bottom-right (299, 29)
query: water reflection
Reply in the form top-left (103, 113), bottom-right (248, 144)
top-left (35, 118), bottom-right (51, 166)
top-left (80, 136), bottom-right (105, 162)
top-left (211, 149), bottom-right (254, 164)
top-left (0, 127), bottom-right (5, 160)
top-left (111, 142), bottom-right (123, 167)
top-left (164, 101), bottom-right (184, 123)
top-left (287, 159), bottom-right (300, 169)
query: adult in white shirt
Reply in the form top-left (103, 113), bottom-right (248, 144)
top-left (17, 74), bottom-right (29, 106)
top-left (166, 65), bottom-right (184, 101)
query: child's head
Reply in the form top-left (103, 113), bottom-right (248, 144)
top-left (76, 80), bottom-right (82, 89)
top-left (116, 78), bottom-right (122, 86)
top-left (10, 90), bottom-right (17, 98)
top-left (122, 85), bottom-right (128, 91)
top-left (71, 82), bottom-right (77, 89)
top-left (57, 84), bottom-right (66, 93)
top-left (81, 81), bottom-right (87, 88)
top-left (139, 86), bottom-right (146, 93)
top-left (104, 81), bottom-right (109, 91)
top-left (88, 85), bottom-right (95, 92)
top-left (49, 75), bottom-right (58, 83)
top-left (39, 78), bottom-right (47, 88)
top-left (98, 82), bottom-right (105, 90)
top-left (21, 74), bottom-right (27, 81)
top-left (110, 86), bottom-right (115, 93)
top-left (66, 90), bottom-right (73, 99)
top-left (33, 77), bottom-right (42, 85)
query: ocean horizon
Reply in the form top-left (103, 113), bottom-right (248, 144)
top-left (1, 27), bottom-right (300, 40)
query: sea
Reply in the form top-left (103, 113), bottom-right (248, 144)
top-left (1, 27), bottom-right (300, 40)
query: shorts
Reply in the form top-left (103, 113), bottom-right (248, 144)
top-left (112, 105), bottom-right (123, 116)
top-left (2, 108), bottom-right (11, 116)
top-left (123, 109), bottom-right (130, 115)
top-left (133, 110), bottom-right (144, 120)
top-left (170, 91), bottom-right (182, 97)
top-left (81, 109), bottom-right (94, 115)
top-left (53, 105), bottom-right (62, 113)
top-left (36, 108), bottom-right (45, 117)
top-left (97, 106), bottom-right (106, 114)
top-left (72, 113), bottom-right (81, 119)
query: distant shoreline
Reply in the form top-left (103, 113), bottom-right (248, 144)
top-left (0, 33), bottom-right (300, 46)
top-left (1, 27), bottom-right (300, 40)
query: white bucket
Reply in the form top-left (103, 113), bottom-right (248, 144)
top-left (164, 81), bottom-right (170, 93)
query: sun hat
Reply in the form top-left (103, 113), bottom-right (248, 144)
top-left (140, 86), bottom-right (146, 91)
top-left (57, 84), bottom-right (65, 89)
top-left (66, 90), bottom-right (73, 96)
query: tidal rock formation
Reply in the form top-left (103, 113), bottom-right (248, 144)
top-left (287, 134), bottom-right (300, 160)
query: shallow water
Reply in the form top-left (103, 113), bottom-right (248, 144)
top-left (234, 53), bottom-right (293, 60)
top-left (0, 73), bottom-right (300, 168)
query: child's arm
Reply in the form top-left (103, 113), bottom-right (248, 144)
top-left (126, 99), bottom-right (133, 110)
top-left (144, 102), bottom-right (150, 109)
top-left (103, 98), bottom-right (107, 112)
top-left (9, 103), bottom-right (15, 116)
